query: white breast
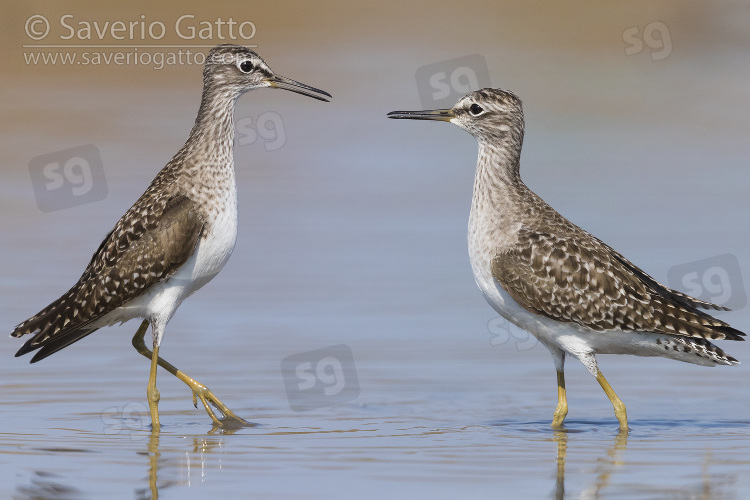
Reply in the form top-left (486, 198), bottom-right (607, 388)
top-left (468, 206), bottom-right (528, 320)
top-left (182, 193), bottom-right (238, 294)
top-left (468, 206), bottom-right (600, 368)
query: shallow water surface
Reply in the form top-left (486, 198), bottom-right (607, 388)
top-left (2, 328), bottom-right (750, 498)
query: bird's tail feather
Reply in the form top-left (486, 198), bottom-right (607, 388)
top-left (15, 325), bottom-right (100, 363)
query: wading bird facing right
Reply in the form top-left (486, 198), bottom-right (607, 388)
top-left (12, 44), bottom-right (331, 429)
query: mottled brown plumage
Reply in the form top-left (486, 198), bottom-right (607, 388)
top-left (492, 215), bottom-right (745, 343)
top-left (13, 188), bottom-right (204, 361)
top-left (12, 44), bottom-right (330, 428)
top-left (388, 87), bottom-right (745, 429)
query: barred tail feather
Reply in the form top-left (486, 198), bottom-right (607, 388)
top-left (658, 335), bottom-right (740, 366)
top-left (11, 284), bottom-right (98, 362)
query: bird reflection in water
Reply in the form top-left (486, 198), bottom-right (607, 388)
top-left (138, 423), bottom-right (249, 499)
top-left (552, 430), bottom-right (628, 499)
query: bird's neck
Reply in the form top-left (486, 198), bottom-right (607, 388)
top-left (183, 85), bottom-right (241, 165)
top-left (467, 143), bottom-right (519, 266)
top-left (472, 140), bottom-right (528, 213)
top-left (468, 137), bottom-right (542, 252)
top-left (164, 84), bottom-right (240, 212)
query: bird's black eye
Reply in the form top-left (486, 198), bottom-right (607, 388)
top-left (469, 103), bottom-right (484, 116)
top-left (239, 60), bottom-right (254, 73)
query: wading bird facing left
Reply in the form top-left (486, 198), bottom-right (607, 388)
top-left (388, 88), bottom-right (744, 431)
top-left (12, 44), bottom-right (331, 429)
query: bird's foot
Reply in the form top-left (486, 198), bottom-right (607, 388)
top-left (613, 403), bottom-right (629, 433)
top-left (186, 379), bottom-right (252, 428)
top-left (551, 407), bottom-right (568, 429)
top-left (552, 371), bottom-right (568, 429)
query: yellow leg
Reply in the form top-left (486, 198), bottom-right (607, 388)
top-left (595, 371), bottom-right (628, 432)
top-left (551, 369), bottom-right (568, 429)
top-left (131, 320), bottom-right (251, 428)
top-left (148, 338), bottom-right (161, 430)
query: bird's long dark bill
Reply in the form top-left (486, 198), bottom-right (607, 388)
top-left (267, 75), bottom-right (331, 102)
top-left (386, 109), bottom-right (455, 121)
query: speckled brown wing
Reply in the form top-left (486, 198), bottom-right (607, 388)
top-left (12, 190), bottom-right (205, 362)
top-left (596, 239), bottom-right (731, 312)
top-left (491, 226), bottom-right (745, 341)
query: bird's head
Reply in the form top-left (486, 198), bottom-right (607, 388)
top-left (388, 88), bottom-right (524, 146)
top-left (202, 44), bottom-right (331, 102)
